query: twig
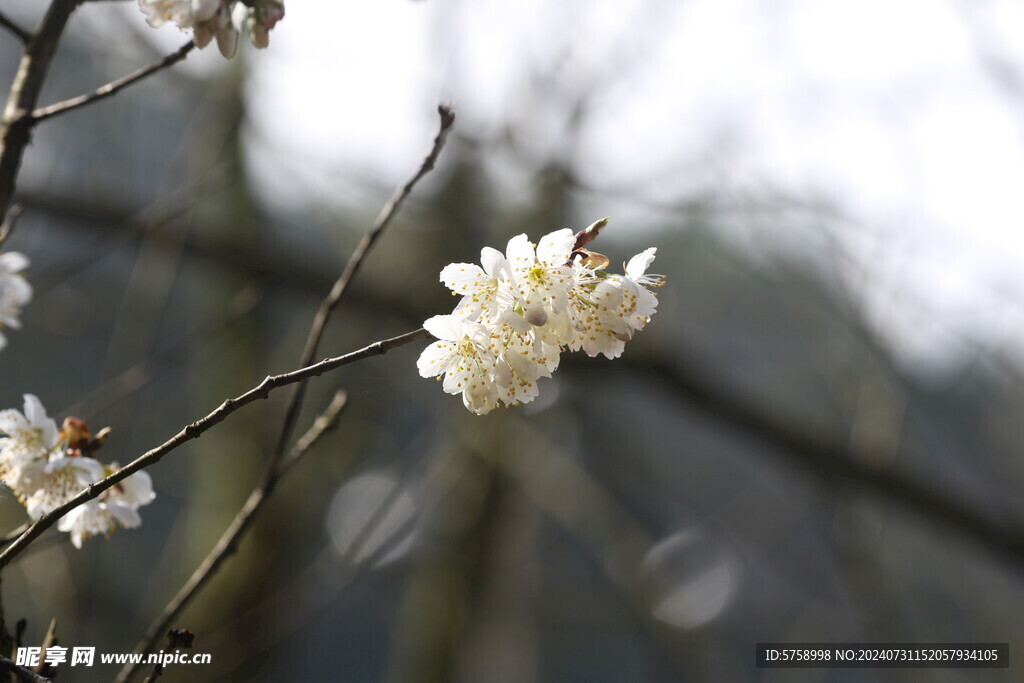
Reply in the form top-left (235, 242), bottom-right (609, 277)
top-left (116, 391), bottom-right (349, 683)
top-left (0, 205), bottom-right (23, 245)
top-left (271, 103), bottom-right (454, 482)
top-left (0, 0), bottom-right (80, 218)
top-left (0, 327), bottom-right (431, 571)
top-left (115, 107), bottom-right (452, 681)
top-left (0, 12), bottom-right (29, 44)
top-left (140, 629), bottom-right (193, 683)
top-left (33, 620), bottom-right (55, 678)
top-left (118, 109), bottom-right (454, 682)
top-left (30, 41), bottom-right (195, 124)
top-left (0, 656), bottom-right (48, 683)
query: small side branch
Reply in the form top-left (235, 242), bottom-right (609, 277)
top-left (0, 656), bottom-right (49, 683)
top-left (116, 392), bottom-right (349, 683)
top-left (272, 103), bottom-right (455, 474)
top-left (0, 0), bottom-right (80, 218)
top-left (0, 204), bottom-right (23, 245)
top-left (0, 12), bottom-right (30, 44)
top-left (31, 40), bottom-right (195, 123)
top-left (117, 105), bottom-right (454, 683)
top-left (0, 327), bottom-right (431, 570)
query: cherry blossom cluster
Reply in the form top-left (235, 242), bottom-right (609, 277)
top-left (0, 396), bottom-right (154, 548)
top-left (0, 251), bottom-right (30, 352)
top-left (138, 0), bottom-right (285, 58)
top-left (418, 220), bottom-right (664, 415)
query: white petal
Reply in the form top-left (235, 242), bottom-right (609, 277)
top-left (593, 279), bottom-right (624, 309)
top-left (23, 395), bottom-right (58, 446)
top-left (0, 409), bottom-right (27, 437)
top-left (536, 228), bottom-right (576, 266)
top-left (109, 501), bottom-right (142, 529)
top-left (423, 314), bottom-right (462, 341)
top-left (439, 263), bottom-right (487, 294)
top-left (500, 310), bottom-right (533, 335)
top-left (231, 2), bottom-right (249, 29)
top-left (505, 234), bottom-right (535, 271)
top-left (626, 248), bottom-right (657, 281)
top-left (479, 247), bottom-right (507, 279)
top-left (0, 252), bottom-right (29, 274)
top-left (442, 365), bottom-right (473, 395)
top-left (417, 341), bottom-right (454, 378)
top-left (192, 0), bottom-right (220, 21)
top-left (4, 274), bottom-right (32, 305)
top-left (22, 394), bottom-right (46, 425)
top-left (493, 360), bottom-right (513, 388)
top-left (119, 470), bottom-right (156, 506)
top-left (463, 381), bottom-right (497, 415)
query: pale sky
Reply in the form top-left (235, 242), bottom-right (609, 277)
top-left (127, 0), bottom-right (1024, 372)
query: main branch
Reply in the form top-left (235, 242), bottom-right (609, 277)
top-left (0, 328), bottom-right (431, 570)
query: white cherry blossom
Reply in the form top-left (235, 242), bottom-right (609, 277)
top-left (417, 315), bottom-right (500, 415)
top-left (0, 395), bottom-right (158, 547)
top-left (441, 247), bottom-right (513, 325)
top-left (0, 394), bottom-right (59, 477)
top-left (57, 467), bottom-right (155, 548)
top-left (487, 318), bottom-right (557, 406)
top-left (420, 221), bottom-right (665, 414)
top-left (614, 247), bottom-right (664, 336)
top-left (506, 229), bottom-right (576, 327)
top-left (22, 456), bottom-right (104, 519)
top-left (138, 0), bottom-right (218, 29)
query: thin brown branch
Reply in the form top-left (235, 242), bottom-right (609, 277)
top-left (33, 620), bottom-right (56, 679)
top-left (117, 106), bottom-right (454, 683)
top-left (0, 656), bottom-right (49, 683)
top-left (0, 327), bottom-right (430, 571)
top-left (0, 205), bottom-right (23, 246)
top-left (0, 0), bottom-right (80, 218)
top-left (116, 391), bottom-right (349, 683)
top-left (0, 12), bottom-right (29, 45)
top-left (271, 103), bottom-right (454, 477)
top-left (30, 40), bottom-right (195, 123)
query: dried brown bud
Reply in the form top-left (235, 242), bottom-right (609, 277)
top-left (573, 217), bottom-right (610, 251)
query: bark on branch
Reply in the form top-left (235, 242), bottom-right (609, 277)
top-left (117, 104), bottom-right (455, 683)
top-left (0, 0), bottom-right (80, 219)
top-left (30, 40), bottom-right (195, 123)
top-left (0, 327), bottom-right (431, 570)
